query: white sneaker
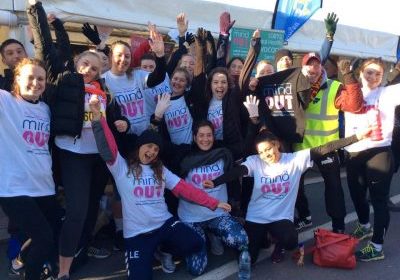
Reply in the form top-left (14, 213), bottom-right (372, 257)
top-left (207, 231), bottom-right (224, 255)
top-left (154, 248), bottom-right (176, 273)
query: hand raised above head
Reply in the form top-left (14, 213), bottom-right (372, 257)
top-left (176, 13), bottom-right (189, 36)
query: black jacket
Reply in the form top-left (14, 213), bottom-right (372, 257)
top-left (256, 67), bottom-right (311, 144)
top-left (0, 69), bottom-right (14, 92)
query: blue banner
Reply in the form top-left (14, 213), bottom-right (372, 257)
top-left (397, 36), bottom-right (400, 62)
top-left (272, 0), bottom-right (322, 42)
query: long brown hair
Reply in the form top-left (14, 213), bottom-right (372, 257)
top-left (126, 147), bottom-right (164, 184)
top-left (12, 58), bottom-right (46, 98)
top-left (204, 67), bottom-right (234, 103)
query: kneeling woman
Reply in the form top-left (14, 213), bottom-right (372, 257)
top-left (89, 96), bottom-right (230, 279)
top-left (204, 111), bottom-right (371, 264)
top-left (179, 120), bottom-right (249, 278)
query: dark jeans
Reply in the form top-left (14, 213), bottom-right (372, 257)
top-left (346, 146), bottom-right (393, 244)
top-left (0, 195), bottom-right (59, 280)
top-left (296, 151), bottom-right (346, 230)
top-left (125, 217), bottom-right (203, 280)
top-left (245, 219), bottom-right (298, 264)
top-left (58, 148), bottom-right (109, 257)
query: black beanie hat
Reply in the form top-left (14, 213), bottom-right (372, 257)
top-left (135, 129), bottom-right (163, 151)
top-left (274, 49), bottom-right (294, 65)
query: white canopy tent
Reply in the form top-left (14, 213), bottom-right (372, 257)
top-left (0, 0), bottom-right (398, 62)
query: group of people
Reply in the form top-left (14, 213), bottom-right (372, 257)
top-left (0, 1), bottom-right (399, 280)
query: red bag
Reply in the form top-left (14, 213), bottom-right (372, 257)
top-left (313, 228), bottom-right (359, 269)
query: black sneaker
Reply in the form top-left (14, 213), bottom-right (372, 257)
top-left (270, 244), bottom-right (285, 263)
top-left (87, 246), bottom-right (111, 259)
top-left (295, 217), bottom-right (312, 231)
top-left (113, 230), bottom-right (125, 251)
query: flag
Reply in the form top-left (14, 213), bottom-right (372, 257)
top-left (397, 36), bottom-right (400, 62)
top-left (272, 0), bottom-right (322, 42)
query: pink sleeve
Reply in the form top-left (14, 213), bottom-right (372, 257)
top-left (171, 179), bottom-right (219, 210)
top-left (98, 117), bottom-right (118, 165)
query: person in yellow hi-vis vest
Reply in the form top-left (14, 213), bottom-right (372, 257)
top-left (293, 53), bottom-right (364, 233)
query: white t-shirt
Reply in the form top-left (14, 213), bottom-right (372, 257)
top-left (102, 70), bottom-right (150, 135)
top-left (55, 92), bottom-right (107, 154)
top-left (164, 95), bottom-right (193, 145)
top-left (208, 98), bottom-right (224, 140)
top-left (108, 153), bottom-right (181, 238)
top-left (144, 76), bottom-right (171, 115)
top-left (178, 159), bottom-right (228, 223)
top-left (0, 90), bottom-right (55, 197)
top-left (242, 150), bottom-right (312, 224)
top-left (345, 84), bottom-right (400, 152)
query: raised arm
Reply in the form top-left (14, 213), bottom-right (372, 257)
top-left (216, 12), bottom-right (235, 67)
top-left (49, 14), bottom-right (73, 70)
top-left (146, 24), bottom-right (167, 87)
top-left (239, 29), bottom-right (261, 94)
top-left (90, 95), bottom-right (118, 164)
top-left (320, 13), bottom-right (338, 64)
top-left (27, 0), bottom-right (68, 82)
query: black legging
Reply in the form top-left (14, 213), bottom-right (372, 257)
top-left (296, 151), bottom-right (346, 230)
top-left (244, 219), bottom-right (298, 264)
top-left (58, 148), bottom-right (109, 257)
top-left (346, 146), bottom-right (393, 244)
top-left (0, 195), bottom-right (59, 280)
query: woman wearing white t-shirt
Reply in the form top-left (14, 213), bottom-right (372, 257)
top-left (178, 120), bottom-right (249, 278)
top-left (0, 58), bottom-right (58, 280)
top-left (89, 96), bottom-right (231, 279)
top-left (204, 120), bottom-right (370, 264)
top-left (344, 58), bottom-right (400, 262)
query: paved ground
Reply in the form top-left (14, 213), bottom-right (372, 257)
top-left (1, 170), bottom-right (400, 280)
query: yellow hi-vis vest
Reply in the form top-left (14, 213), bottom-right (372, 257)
top-left (294, 79), bottom-right (341, 151)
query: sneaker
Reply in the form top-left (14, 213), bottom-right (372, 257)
top-left (154, 249), bottom-right (176, 274)
top-left (113, 230), bottom-right (125, 251)
top-left (207, 231), bottom-right (224, 256)
top-left (356, 242), bottom-right (384, 262)
top-left (9, 257), bottom-right (24, 277)
top-left (351, 223), bottom-right (373, 240)
top-left (87, 246), bottom-right (111, 259)
top-left (238, 250), bottom-right (251, 280)
top-left (270, 244), bottom-right (285, 263)
top-left (295, 216), bottom-right (312, 231)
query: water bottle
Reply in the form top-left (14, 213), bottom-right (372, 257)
top-left (238, 249), bottom-right (251, 280)
top-left (367, 107), bottom-right (383, 141)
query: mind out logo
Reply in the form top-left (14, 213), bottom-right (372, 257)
top-left (22, 118), bottom-right (50, 147)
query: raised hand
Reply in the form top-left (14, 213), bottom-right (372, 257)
top-left (324, 12), bottom-right (339, 38)
top-left (148, 23), bottom-right (165, 57)
top-left (252, 28), bottom-right (261, 39)
top-left (154, 93), bottom-right (171, 119)
top-left (219, 12), bottom-right (236, 35)
top-left (176, 13), bottom-right (188, 37)
top-left (217, 202), bottom-right (232, 212)
top-left (47, 13), bottom-right (56, 24)
top-left (89, 95), bottom-right (101, 120)
top-left (243, 95), bottom-right (260, 118)
top-left (82, 23), bottom-right (101, 45)
top-left (114, 120), bottom-right (128, 133)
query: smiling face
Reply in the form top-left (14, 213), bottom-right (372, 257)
top-left (138, 143), bottom-right (160, 165)
top-left (211, 72), bottom-right (228, 100)
top-left (194, 125), bottom-right (214, 151)
top-left (110, 43), bottom-right (132, 75)
top-left (76, 53), bottom-right (102, 83)
top-left (256, 140), bottom-right (281, 164)
top-left (16, 64), bottom-right (46, 102)
top-left (360, 63), bottom-right (383, 90)
top-left (171, 70), bottom-right (189, 96)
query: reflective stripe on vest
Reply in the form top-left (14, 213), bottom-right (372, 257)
top-left (294, 79), bottom-right (341, 151)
